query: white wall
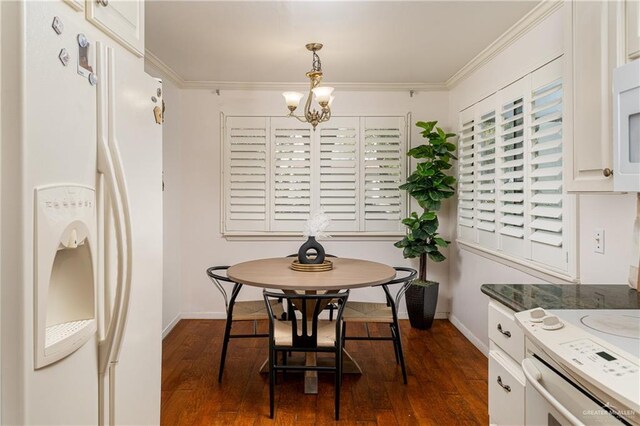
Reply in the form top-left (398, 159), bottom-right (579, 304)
top-left (163, 88), bottom-right (452, 322)
top-left (145, 65), bottom-right (183, 334)
top-left (447, 6), bottom-right (638, 355)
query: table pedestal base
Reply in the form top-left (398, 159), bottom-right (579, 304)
top-left (259, 349), bottom-right (362, 394)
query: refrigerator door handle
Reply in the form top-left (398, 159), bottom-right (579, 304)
top-left (106, 46), bottom-right (134, 369)
top-left (96, 44), bottom-right (133, 376)
top-left (96, 41), bottom-right (124, 375)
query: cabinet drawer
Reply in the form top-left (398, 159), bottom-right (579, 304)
top-left (488, 301), bottom-right (524, 362)
top-left (489, 350), bottom-right (525, 426)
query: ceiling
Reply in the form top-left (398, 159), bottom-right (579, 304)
top-left (146, 1), bottom-right (539, 85)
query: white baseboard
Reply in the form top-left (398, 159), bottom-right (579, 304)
top-left (397, 311), bottom-right (448, 320)
top-left (181, 311), bottom-right (227, 320)
top-left (448, 314), bottom-right (489, 357)
top-left (180, 311), bottom-right (449, 320)
top-left (162, 313), bottom-right (182, 339)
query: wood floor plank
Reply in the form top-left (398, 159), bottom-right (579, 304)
top-left (161, 319), bottom-right (488, 425)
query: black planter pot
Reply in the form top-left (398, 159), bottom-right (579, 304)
top-left (405, 281), bottom-right (439, 329)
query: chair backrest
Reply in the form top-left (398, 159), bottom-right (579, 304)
top-left (263, 290), bottom-right (350, 348)
top-left (383, 267), bottom-right (417, 312)
top-left (206, 266), bottom-right (242, 313)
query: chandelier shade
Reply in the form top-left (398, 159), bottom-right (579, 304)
top-left (283, 92), bottom-right (304, 111)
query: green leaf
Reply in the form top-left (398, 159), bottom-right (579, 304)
top-left (428, 251), bottom-right (446, 262)
top-left (420, 211), bottom-right (436, 221)
top-left (401, 217), bottom-right (415, 227)
top-left (433, 237), bottom-right (448, 247)
top-left (415, 121), bottom-right (437, 133)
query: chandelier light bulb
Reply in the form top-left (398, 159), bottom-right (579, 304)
top-left (283, 91), bottom-right (304, 111)
top-left (328, 95), bottom-right (335, 107)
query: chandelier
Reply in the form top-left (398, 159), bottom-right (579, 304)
top-left (282, 43), bottom-right (334, 130)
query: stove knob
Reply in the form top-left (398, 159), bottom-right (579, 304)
top-left (530, 308), bottom-right (546, 323)
top-left (542, 315), bottom-right (564, 330)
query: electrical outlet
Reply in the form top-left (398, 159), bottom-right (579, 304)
top-left (594, 228), bottom-right (605, 254)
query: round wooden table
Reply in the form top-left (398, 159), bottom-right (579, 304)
top-left (227, 257), bottom-right (396, 394)
top-left (227, 257), bottom-right (396, 291)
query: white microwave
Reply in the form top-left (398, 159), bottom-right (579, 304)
top-left (612, 60), bottom-right (640, 191)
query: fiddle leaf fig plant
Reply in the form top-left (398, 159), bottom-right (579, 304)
top-left (394, 121), bottom-right (457, 281)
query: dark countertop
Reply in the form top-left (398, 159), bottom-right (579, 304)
top-left (481, 284), bottom-right (640, 312)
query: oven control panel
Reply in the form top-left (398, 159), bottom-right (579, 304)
top-left (560, 338), bottom-right (638, 377)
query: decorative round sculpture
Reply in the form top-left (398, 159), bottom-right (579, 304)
top-left (297, 236), bottom-right (326, 264)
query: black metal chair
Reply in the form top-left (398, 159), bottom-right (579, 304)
top-left (263, 289), bottom-right (350, 420)
top-left (341, 266), bottom-right (417, 384)
top-left (286, 253), bottom-right (339, 320)
top-left (206, 266), bottom-right (284, 383)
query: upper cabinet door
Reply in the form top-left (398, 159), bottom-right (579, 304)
top-left (564, 1), bottom-right (622, 192)
top-left (627, 0), bottom-right (640, 61)
top-left (86, 0), bottom-right (144, 57)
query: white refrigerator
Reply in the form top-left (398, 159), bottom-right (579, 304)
top-left (1, 1), bottom-right (163, 424)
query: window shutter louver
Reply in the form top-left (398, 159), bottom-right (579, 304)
top-left (498, 95), bottom-right (526, 239)
top-left (528, 59), bottom-right (569, 271)
top-left (474, 96), bottom-right (499, 248)
top-left (224, 116), bottom-right (269, 232)
top-left (362, 117), bottom-right (406, 232)
top-left (457, 109), bottom-right (476, 241)
top-left (318, 118), bottom-right (360, 231)
top-left (528, 78), bottom-right (563, 246)
top-left (270, 118), bottom-right (312, 231)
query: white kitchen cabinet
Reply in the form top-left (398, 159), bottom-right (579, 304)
top-left (487, 301), bottom-right (526, 425)
top-left (488, 301), bottom-right (524, 362)
top-left (564, 1), bottom-right (624, 192)
top-left (627, 0), bottom-right (640, 61)
top-left (488, 349), bottom-right (525, 426)
top-left (63, 0), bottom-right (84, 12)
top-left (86, 0), bottom-right (144, 57)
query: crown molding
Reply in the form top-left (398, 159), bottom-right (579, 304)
top-left (445, 0), bottom-right (563, 89)
top-left (144, 49), bottom-right (185, 86)
top-left (144, 49), bottom-right (446, 92)
top-left (180, 80), bottom-right (447, 92)
top-left (145, 0), bottom-right (562, 93)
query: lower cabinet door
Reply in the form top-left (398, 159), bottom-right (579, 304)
top-left (489, 350), bottom-right (525, 426)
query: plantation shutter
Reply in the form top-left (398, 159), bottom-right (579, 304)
top-left (223, 116), bottom-right (269, 232)
top-left (528, 59), bottom-right (568, 270)
top-left (317, 118), bottom-right (360, 232)
top-left (457, 108), bottom-right (476, 242)
top-left (474, 96), bottom-right (498, 248)
top-left (270, 118), bottom-right (312, 232)
top-left (362, 117), bottom-right (406, 232)
top-left (496, 77), bottom-right (529, 259)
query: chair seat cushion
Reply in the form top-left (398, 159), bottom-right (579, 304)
top-left (233, 300), bottom-right (284, 321)
top-left (342, 301), bottom-right (393, 323)
top-left (274, 320), bottom-right (337, 347)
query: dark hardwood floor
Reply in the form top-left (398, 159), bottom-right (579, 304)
top-left (161, 319), bottom-right (488, 425)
